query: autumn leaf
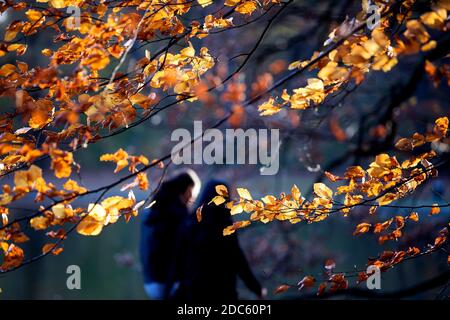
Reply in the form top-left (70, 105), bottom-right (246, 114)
top-left (76, 215), bottom-right (104, 236)
top-left (76, 204), bottom-right (107, 236)
top-left (30, 216), bottom-right (49, 230)
top-left (237, 188), bottom-right (252, 200)
top-left (0, 64), bottom-right (16, 77)
top-left (215, 184), bottom-right (229, 197)
top-left (230, 203), bottom-right (244, 215)
top-left (274, 284), bottom-right (290, 294)
top-left (408, 212), bottom-right (419, 222)
top-left (430, 204), bottom-right (440, 216)
top-left (50, 149), bottom-right (73, 178)
top-left (42, 243), bottom-right (63, 255)
top-left (210, 195), bottom-right (226, 206)
top-left (137, 172), bottom-right (149, 191)
top-left (14, 165), bottom-right (42, 189)
top-left (197, 0), bottom-right (212, 7)
top-left (324, 171), bottom-right (340, 182)
top-left (434, 236), bottom-right (446, 247)
top-left (100, 148), bottom-right (129, 173)
top-left (298, 276), bottom-right (315, 290)
top-left (433, 117), bottom-right (448, 138)
top-left (353, 223), bottom-right (371, 236)
top-left (407, 247), bottom-right (420, 256)
top-left (63, 179), bottom-right (87, 194)
top-left (291, 184), bottom-right (301, 201)
top-left (317, 283), bottom-right (327, 296)
top-left (313, 183), bottom-right (333, 199)
top-left (395, 138), bottom-right (413, 151)
top-left (0, 244), bottom-right (24, 271)
top-left (223, 220), bottom-right (250, 236)
top-left (196, 205), bottom-right (203, 222)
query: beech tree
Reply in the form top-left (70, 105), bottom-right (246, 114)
top-left (0, 0), bottom-right (448, 297)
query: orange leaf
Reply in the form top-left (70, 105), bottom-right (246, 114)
top-left (430, 204), bottom-right (440, 215)
top-left (42, 243), bottom-right (63, 255)
top-left (298, 276), bottom-right (315, 290)
top-left (408, 212), bottom-right (419, 222)
top-left (274, 284), bottom-right (290, 295)
top-left (196, 205), bottom-right (203, 223)
top-left (317, 283), bottom-right (327, 296)
top-left (353, 223), bottom-right (371, 236)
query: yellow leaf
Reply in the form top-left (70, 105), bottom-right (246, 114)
top-left (210, 195), bottom-right (226, 206)
top-left (258, 97), bottom-right (281, 116)
top-left (7, 44), bottom-right (27, 55)
top-left (291, 184), bottom-right (301, 201)
top-left (63, 179), bottom-right (87, 194)
top-left (420, 11), bottom-right (445, 29)
top-left (230, 203), bottom-right (244, 215)
top-left (261, 195), bottom-right (277, 205)
top-left (180, 44), bottom-right (195, 58)
top-left (237, 188), bottom-right (252, 200)
top-left (235, 1), bottom-right (257, 15)
top-left (76, 216), bottom-right (103, 236)
top-left (4, 30), bottom-right (19, 42)
top-left (49, 0), bottom-right (66, 8)
top-left (30, 216), bottom-right (49, 230)
top-left (41, 48), bottom-right (53, 56)
top-left (100, 148), bottom-right (129, 173)
top-left (137, 172), bottom-right (149, 191)
top-left (0, 64), bottom-right (16, 77)
top-left (197, 0), bottom-right (212, 7)
top-left (377, 193), bottom-right (397, 206)
top-left (86, 203), bottom-right (107, 221)
top-left (50, 150), bottom-right (73, 179)
top-left (14, 165), bottom-right (42, 188)
top-left (52, 203), bottom-right (66, 219)
top-left (434, 117), bottom-right (448, 138)
top-left (223, 225), bottom-right (235, 236)
top-left (313, 183), bottom-right (333, 199)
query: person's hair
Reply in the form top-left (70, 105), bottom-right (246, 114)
top-left (152, 169), bottom-right (200, 208)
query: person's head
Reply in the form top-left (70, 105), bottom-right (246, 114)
top-left (153, 169), bottom-right (200, 208)
top-left (172, 168), bottom-right (201, 207)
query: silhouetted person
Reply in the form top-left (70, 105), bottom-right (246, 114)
top-left (139, 169), bottom-right (200, 299)
top-left (178, 180), bottom-right (264, 301)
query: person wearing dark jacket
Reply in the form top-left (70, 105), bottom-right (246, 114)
top-left (177, 180), bottom-right (265, 301)
top-left (139, 169), bottom-right (200, 299)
